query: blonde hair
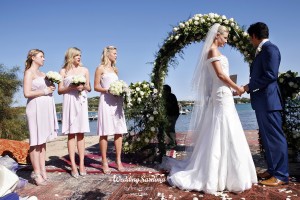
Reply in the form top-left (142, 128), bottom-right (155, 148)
top-left (101, 46), bottom-right (118, 74)
top-left (62, 47), bottom-right (82, 72)
top-left (25, 49), bottom-right (44, 71)
top-left (218, 25), bottom-right (229, 35)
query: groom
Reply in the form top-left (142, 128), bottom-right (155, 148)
top-left (243, 22), bottom-right (289, 186)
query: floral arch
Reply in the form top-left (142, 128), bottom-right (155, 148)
top-left (123, 13), bottom-right (256, 160)
top-left (151, 13), bottom-right (255, 90)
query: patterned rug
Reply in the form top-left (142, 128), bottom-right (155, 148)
top-left (108, 175), bottom-right (300, 200)
top-left (43, 152), bottom-right (161, 174)
top-left (0, 139), bottom-right (30, 164)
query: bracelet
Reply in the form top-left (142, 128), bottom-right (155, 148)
top-left (43, 88), bottom-right (49, 95)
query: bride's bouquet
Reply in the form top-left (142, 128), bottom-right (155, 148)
top-left (71, 75), bottom-right (86, 96)
top-left (46, 71), bottom-right (62, 84)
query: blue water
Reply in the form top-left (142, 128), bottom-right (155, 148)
top-left (58, 103), bottom-right (258, 136)
top-left (175, 103), bottom-right (258, 132)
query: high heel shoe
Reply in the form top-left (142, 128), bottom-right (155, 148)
top-left (102, 162), bottom-right (111, 174)
top-left (31, 172), bottom-right (47, 186)
top-left (116, 161), bottom-right (125, 172)
top-left (41, 170), bottom-right (49, 181)
top-left (71, 171), bottom-right (79, 179)
top-left (79, 169), bottom-right (87, 176)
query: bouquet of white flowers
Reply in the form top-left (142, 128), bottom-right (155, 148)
top-left (46, 71), bottom-right (62, 84)
top-left (71, 75), bottom-right (86, 96)
top-left (72, 75), bottom-right (86, 86)
top-left (109, 80), bottom-right (130, 96)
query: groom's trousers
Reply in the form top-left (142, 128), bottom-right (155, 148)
top-left (255, 110), bottom-right (289, 182)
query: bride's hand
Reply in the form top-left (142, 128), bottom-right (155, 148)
top-left (236, 86), bottom-right (245, 96)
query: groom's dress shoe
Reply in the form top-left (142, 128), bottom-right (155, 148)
top-left (257, 171), bottom-right (272, 179)
top-left (260, 176), bottom-right (288, 186)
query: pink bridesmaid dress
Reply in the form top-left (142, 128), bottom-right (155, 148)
top-left (97, 72), bottom-right (127, 135)
top-left (26, 77), bottom-right (58, 146)
top-left (61, 75), bottom-right (90, 134)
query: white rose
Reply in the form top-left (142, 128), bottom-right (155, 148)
top-left (179, 23), bottom-right (185, 28)
top-left (208, 13), bottom-right (215, 18)
top-left (153, 110), bottom-right (158, 115)
top-left (194, 16), bottom-right (200, 21)
top-left (288, 82), bottom-right (294, 87)
top-left (194, 21), bottom-right (199, 25)
top-left (221, 15), bottom-right (227, 20)
top-left (150, 127), bottom-right (156, 132)
top-left (175, 35), bottom-right (179, 40)
top-left (173, 27), bottom-right (178, 32)
top-left (229, 18), bottom-right (234, 22)
top-left (149, 116), bottom-right (154, 121)
top-left (145, 138), bottom-right (150, 143)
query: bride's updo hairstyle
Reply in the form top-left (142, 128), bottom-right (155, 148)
top-left (217, 25), bottom-right (229, 36)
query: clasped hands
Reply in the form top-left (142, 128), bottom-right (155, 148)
top-left (233, 85), bottom-right (249, 96)
top-left (70, 84), bottom-right (85, 92)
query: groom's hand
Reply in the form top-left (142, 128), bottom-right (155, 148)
top-left (233, 86), bottom-right (245, 96)
top-left (243, 84), bottom-right (249, 93)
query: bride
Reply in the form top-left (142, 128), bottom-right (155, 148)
top-left (162, 23), bottom-right (257, 194)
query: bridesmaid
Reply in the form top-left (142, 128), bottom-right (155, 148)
top-left (94, 46), bottom-right (127, 174)
top-left (23, 49), bottom-right (58, 185)
top-left (58, 47), bottom-right (91, 178)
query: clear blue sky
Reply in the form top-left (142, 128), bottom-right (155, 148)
top-left (1, 0), bottom-right (299, 106)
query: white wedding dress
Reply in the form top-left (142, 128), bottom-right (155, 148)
top-left (163, 55), bottom-right (257, 194)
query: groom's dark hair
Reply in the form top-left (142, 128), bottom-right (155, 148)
top-left (247, 22), bottom-right (269, 39)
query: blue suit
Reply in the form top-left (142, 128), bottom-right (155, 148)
top-left (249, 41), bottom-right (289, 182)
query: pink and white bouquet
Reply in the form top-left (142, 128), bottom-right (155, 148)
top-left (46, 71), bottom-right (62, 84)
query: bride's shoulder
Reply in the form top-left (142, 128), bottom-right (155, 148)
top-left (207, 47), bottom-right (220, 58)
